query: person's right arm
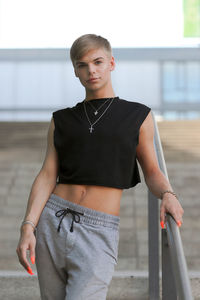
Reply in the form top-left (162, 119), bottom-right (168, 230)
top-left (16, 117), bottom-right (58, 274)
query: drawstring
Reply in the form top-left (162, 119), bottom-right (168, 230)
top-left (55, 208), bottom-right (84, 233)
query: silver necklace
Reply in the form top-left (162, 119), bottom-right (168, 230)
top-left (86, 98), bottom-right (111, 115)
top-left (83, 97), bottom-right (115, 133)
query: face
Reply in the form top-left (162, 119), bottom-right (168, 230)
top-left (74, 48), bottom-right (115, 93)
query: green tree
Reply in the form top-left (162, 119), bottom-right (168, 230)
top-left (184, 0), bottom-right (200, 37)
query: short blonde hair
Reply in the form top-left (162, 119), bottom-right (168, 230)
top-left (70, 34), bottom-right (112, 67)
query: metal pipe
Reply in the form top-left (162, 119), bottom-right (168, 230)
top-left (166, 215), bottom-right (193, 300)
top-left (152, 113), bottom-right (193, 299)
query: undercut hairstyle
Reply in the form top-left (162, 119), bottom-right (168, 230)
top-left (70, 34), bottom-right (112, 67)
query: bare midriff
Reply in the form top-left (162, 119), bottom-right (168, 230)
top-left (52, 183), bottom-right (123, 216)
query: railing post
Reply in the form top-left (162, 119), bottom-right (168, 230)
top-left (148, 190), bottom-right (160, 300)
top-left (162, 229), bottom-right (177, 299)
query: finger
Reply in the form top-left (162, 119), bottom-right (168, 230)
top-left (160, 207), bottom-right (166, 228)
top-left (160, 206), bottom-right (165, 222)
top-left (176, 215), bottom-right (183, 227)
top-left (177, 220), bottom-right (182, 227)
top-left (30, 256), bottom-right (35, 265)
top-left (29, 245), bottom-right (36, 265)
top-left (21, 247), bottom-right (31, 269)
top-left (17, 247), bottom-right (34, 274)
top-left (173, 202), bottom-right (184, 225)
top-left (171, 212), bottom-right (183, 227)
top-left (27, 266), bottom-right (34, 275)
top-left (160, 221), bottom-right (165, 229)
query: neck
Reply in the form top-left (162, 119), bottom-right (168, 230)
top-left (84, 86), bottom-right (115, 101)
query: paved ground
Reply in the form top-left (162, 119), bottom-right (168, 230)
top-left (0, 121), bottom-right (200, 299)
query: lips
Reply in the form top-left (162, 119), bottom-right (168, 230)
top-left (87, 78), bottom-right (99, 82)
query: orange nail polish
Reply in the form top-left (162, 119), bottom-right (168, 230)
top-left (31, 256), bottom-right (35, 264)
top-left (160, 221), bottom-right (165, 229)
top-left (177, 221), bottom-right (182, 227)
top-left (27, 266), bottom-right (34, 275)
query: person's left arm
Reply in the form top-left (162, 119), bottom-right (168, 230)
top-left (136, 111), bottom-right (184, 227)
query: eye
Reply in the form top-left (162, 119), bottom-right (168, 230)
top-left (95, 61), bottom-right (102, 65)
top-left (78, 64), bottom-right (85, 68)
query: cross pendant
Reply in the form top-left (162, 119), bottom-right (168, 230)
top-left (89, 126), bottom-right (94, 133)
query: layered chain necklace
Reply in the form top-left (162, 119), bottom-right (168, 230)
top-left (87, 98), bottom-right (111, 115)
top-left (83, 97), bottom-right (115, 133)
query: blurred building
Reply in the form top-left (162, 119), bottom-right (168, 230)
top-left (0, 47), bottom-right (200, 121)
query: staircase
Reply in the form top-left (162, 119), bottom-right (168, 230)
top-left (0, 120), bottom-right (200, 299)
top-left (157, 120), bottom-right (200, 162)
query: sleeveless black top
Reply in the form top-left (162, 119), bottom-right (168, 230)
top-left (53, 96), bottom-right (151, 189)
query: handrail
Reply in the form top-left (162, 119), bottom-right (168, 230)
top-left (148, 113), bottom-right (193, 299)
top-left (165, 215), bottom-right (193, 299)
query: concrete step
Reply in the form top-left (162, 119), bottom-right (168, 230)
top-left (0, 271), bottom-right (199, 300)
top-left (0, 122), bottom-right (48, 149)
top-left (157, 120), bottom-right (200, 162)
top-left (1, 121), bottom-right (200, 162)
top-left (0, 162), bottom-right (200, 271)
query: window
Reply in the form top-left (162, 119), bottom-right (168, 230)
top-left (162, 61), bottom-right (200, 103)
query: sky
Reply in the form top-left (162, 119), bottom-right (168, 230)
top-left (0, 0), bottom-right (199, 48)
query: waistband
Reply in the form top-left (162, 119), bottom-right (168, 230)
top-left (46, 193), bottom-right (120, 230)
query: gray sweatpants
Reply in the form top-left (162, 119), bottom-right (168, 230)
top-left (35, 193), bottom-right (120, 300)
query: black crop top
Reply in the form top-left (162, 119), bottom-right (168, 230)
top-left (52, 96), bottom-right (151, 189)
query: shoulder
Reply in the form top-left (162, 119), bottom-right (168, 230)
top-left (118, 97), bottom-right (151, 126)
top-left (52, 106), bottom-right (72, 121)
top-left (52, 108), bottom-right (70, 128)
top-left (53, 107), bottom-right (69, 116)
top-left (52, 100), bottom-right (83, 117)
top-left (118, 97), bottom-right (151, 111)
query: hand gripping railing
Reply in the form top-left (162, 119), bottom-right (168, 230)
top-left (148, 112), bottom-right (193, 300)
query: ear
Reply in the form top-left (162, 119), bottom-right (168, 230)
top-left (110, 56), bottom-right (115, 72)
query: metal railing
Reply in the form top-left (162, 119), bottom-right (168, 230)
top-left (148, 112), bottom-right (193, 299)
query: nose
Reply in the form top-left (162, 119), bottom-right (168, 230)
top-left (88, 63), bottom-right (96, 75)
